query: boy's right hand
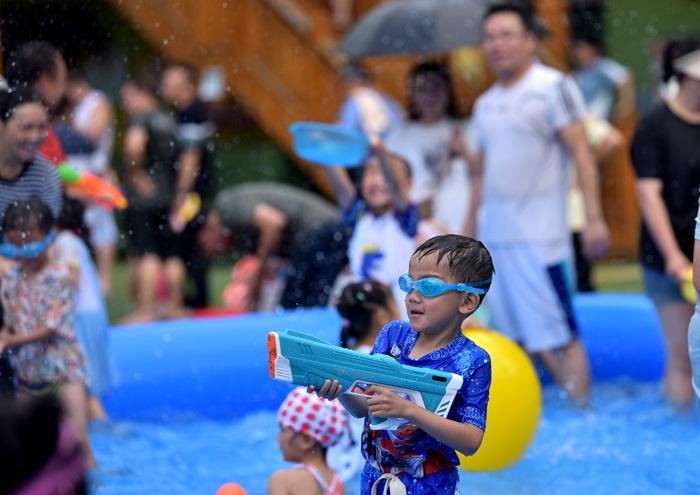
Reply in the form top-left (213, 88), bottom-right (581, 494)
top-left (307, 379), bottom-right (343, 400)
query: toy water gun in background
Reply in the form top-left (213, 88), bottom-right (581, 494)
top-left (682, 267), bottom-right (696, 304)
top-left (57, 163), bottom-right (128, 210)
top-left (169, 192), bottom-right (202, 234)
top-left (268, 329), bottom-right (463, 430)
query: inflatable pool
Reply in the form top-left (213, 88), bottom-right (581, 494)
top-left (103, 293), bottom-right (666, 420)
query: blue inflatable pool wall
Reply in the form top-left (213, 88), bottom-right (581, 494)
top-left (103, 294), bottom-right (666, 420)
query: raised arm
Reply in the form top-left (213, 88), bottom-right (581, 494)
top-left (374, 141), bottom-right (410, 211)
top-left (324, 165), bottom-right (357, 211)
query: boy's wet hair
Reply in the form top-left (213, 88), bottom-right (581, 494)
top-left (0, 86), bottom-right (44, 122)
top-left (3, 198), bottom-right (55, 235)
top-left (413, 234), bottom-right (495, 302)
top-left (336, 280), bottom-right (392, 348)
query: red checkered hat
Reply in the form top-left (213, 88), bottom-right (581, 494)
top-left (277, 387), bottom-right (348, 447)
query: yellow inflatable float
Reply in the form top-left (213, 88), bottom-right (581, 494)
top-left (458, 328), bottom-right (542, 471)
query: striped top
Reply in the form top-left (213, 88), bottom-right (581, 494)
top-left (0, 155), bottom-right (63, 240)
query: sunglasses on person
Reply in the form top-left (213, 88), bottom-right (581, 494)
top-left (0, 230), bottom-right (56, 260)
top-left (398, 273), bottom-right (490, 298)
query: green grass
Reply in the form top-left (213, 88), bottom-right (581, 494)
top-left (106, 259), bottom-right (645, 323)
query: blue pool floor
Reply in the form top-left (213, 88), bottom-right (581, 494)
top-left (91, 383), bottom-right (700, 495)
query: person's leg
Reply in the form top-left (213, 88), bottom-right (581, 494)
top-left (511, 241), bottom-right (589, 404)
top-left (58, 382), bottom-right (94, 468)
top-left (88, 395), bottom-right (107, 421)
top-left (536, 339), bottom-right (590, 406)
top-left (164, 257), bottom-right (188, 319)
top-left (94, 244), bottom-right (117, 296)
top-left (642, 266), bottom-right (695, 406)
top-left (124, 254), bottom-right (161, 323)
top-left (656, 302), bottom-right (694, 405)
top-left (85, 205), bottom-right (119, 296)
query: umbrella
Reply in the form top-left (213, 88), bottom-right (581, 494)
top-left (337, 0), bottom-right (488, 58)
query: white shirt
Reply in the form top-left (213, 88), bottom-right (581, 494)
top-left (68, 90), bottom-right (114, 175)
top-left (385, 119), bottom-right (471, 233)
top-left (347, 204), bottom-right (416, 318)
top-left (471, 63), bottom-right (585, 245)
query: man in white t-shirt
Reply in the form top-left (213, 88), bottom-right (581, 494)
top-left (464, 3), bottom-right (610, 405)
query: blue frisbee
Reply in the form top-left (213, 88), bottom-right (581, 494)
top-left (289, 122), bottom-right (369, 167)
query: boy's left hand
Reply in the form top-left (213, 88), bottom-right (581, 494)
top-left (366, 385), bottom-right (416, 419)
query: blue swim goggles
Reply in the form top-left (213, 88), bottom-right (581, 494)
top-left (0, 230), bottom-right (56, 260)
top-left (398, 273), bottom-right (491, 298)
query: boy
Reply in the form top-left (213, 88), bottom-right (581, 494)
top-left (312, 234), bottom-right (494, 494)
top-left (325, 140), bottom-right (418, 316)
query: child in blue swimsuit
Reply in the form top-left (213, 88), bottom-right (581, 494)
top-left (311, 234), bottom-right (494, 494)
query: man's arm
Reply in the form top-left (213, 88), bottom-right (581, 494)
top-left (123, 126), bottom-right (153, 197)
top-left (612, 77), bottom-right (635, 125)
top-left (82, 98), bottom-right (114, 144)
top-left (462, 151), bottom-right (483, 238)
top-left (637, 178), bottom-right (690, 280)
top-left (172, 147), bottom-right (202, 211)
top-left (560, 120), bottom-right (611, 260)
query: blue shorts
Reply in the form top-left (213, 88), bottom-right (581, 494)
top-left (641, 265), bottom-right (684, 305)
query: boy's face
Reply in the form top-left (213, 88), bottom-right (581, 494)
top-left (404, 252), bottom-right (476, 335)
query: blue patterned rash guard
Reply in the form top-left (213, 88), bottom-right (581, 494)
top-left (360, 320), bottom-right (491, 494)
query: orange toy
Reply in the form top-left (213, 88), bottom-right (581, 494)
top-left (216, 482), bottom-right (247, 495)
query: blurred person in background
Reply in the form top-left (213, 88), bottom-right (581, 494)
top-left (466, 2), bottom-right (610, 405)
top-left (631, 44), bottom-right (700, 407)
top-left (121, 73), bottom-right (187, 323)
top-left (65, 71), bottom-right (118, 296)
top-left (0, 87), bottom-right (63, 396)
top-left (160, 63), bottom-right (213, 309)
top-left (5, 41), bottom-right (79, 166)
top-left (385, 61), bottom-right (471, 234)
top-left (570, 33), bottom-right (629, 292)
top-left (198, 182), bottom-right (338, 311)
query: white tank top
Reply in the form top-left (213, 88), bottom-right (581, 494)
top-left (69, 90), bottom-right (114, 174)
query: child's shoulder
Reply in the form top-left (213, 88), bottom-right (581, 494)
top-left (268, 467), bottom-right (322, 495)
top-left (454, 336), bottom-right (491, 374)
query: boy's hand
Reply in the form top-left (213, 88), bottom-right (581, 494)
top-left (308, 379), bottom-right (343, 400)
top-left (366, 385), bottom-right (416, 419)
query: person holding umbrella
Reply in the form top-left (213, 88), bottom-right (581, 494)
top-left (463, 3), bottom-right (610, 406)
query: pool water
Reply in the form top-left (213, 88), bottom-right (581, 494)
top-left (91, 383), bottom-right (700, 495)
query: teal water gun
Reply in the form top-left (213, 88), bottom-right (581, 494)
top-left (267, 329), bottom-right (463, 430)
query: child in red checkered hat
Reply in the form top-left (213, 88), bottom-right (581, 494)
top-left (268, 387), bottom-right (349, 495)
